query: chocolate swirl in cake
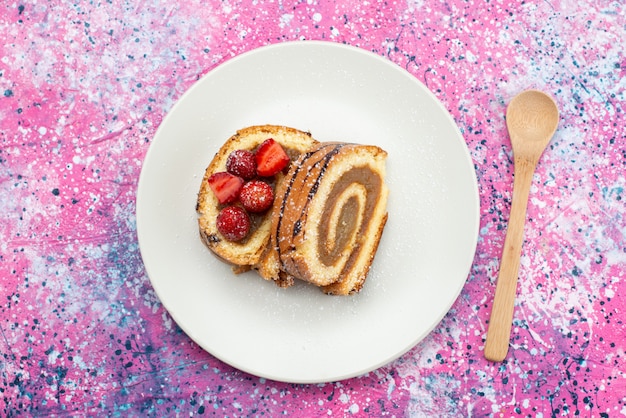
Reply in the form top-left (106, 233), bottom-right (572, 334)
top-left (271, 142), bottom-right (388, 295)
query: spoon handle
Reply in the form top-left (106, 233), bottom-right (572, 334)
top-left (484, 156), bottom-right (537, 362)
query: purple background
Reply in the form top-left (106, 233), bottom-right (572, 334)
top-left (1, 1), bottom-right (625, 416)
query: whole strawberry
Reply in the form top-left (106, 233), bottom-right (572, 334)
top-left (239, 180), bottom-right (274, 213)
top-left (226, 149), bottom-right (257, 180)
top-left (216, 206), bottom-right (250, 242)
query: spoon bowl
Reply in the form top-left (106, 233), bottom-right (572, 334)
top-left (484, 90), bottom-right (559, 362)
top-left (506, 90), bottom-right (560, 159)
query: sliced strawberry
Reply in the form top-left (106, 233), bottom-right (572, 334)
top-left (207, 172), bottom-right (244, 204)
top-left (240, 180), bottom-right (274, 213)
top-left (255, 138), bottom-right (290, 177)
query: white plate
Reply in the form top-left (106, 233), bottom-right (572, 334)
top-left (136, 41), bottom-right (479, 383)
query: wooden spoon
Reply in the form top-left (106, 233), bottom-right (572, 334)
top-left (484, 90), bottom-right (559, 362)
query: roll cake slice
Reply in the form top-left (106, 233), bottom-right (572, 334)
top-left (271, 142), bottom-right (389, 295)
top-left (197, 125), bottom-right (319, 284)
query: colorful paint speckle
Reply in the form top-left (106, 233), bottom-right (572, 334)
top-left (1, 0), bottom-right (625, 416)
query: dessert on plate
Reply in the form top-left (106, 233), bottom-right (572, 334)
top-left (196, 125), bottom-right (318, 287)
top-left (270, 142), bottom-right (389, 294)
top-left (196, 125), bottom-right (388, 295)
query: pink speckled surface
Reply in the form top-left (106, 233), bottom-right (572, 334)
top-left (1, 1), bottom-right (625, 416)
